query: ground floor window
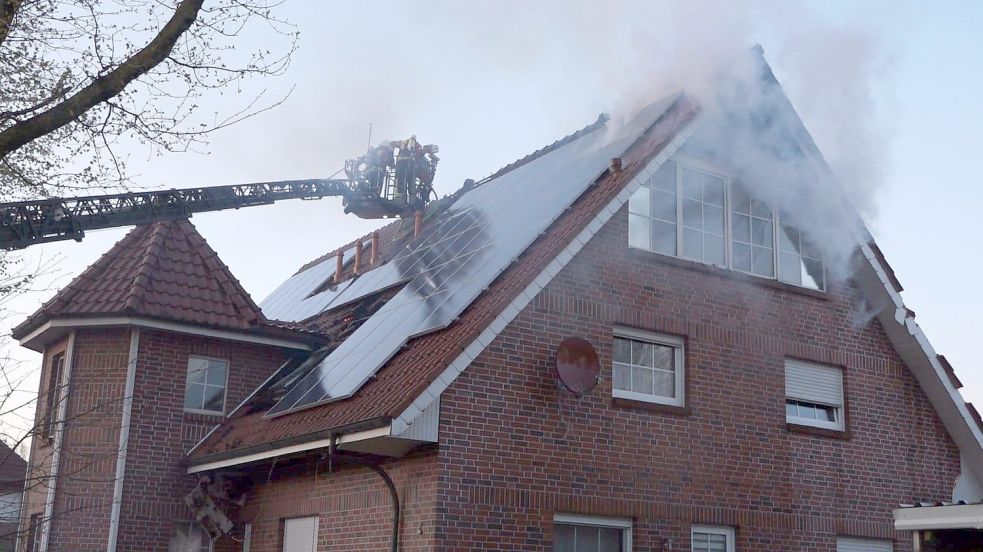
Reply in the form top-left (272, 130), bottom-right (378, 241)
top-left (282, 516), bottom-right (318, 552)
top-left (836, 536), bottom-right (893, 552)
top-left (692, 525), bottom-right (735, 552)
top-left (170, 521), bottom-right (211, 552)
top-left (554, 513), bottom-right (631, 552)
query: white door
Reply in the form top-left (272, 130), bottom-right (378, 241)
top-left (283, 516), bottom-right (318, 552)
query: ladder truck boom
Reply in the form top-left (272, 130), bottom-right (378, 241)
top-left (0, 179), bottom-right (353, 249)
top-left (0, 136), bottom-right (440, 250)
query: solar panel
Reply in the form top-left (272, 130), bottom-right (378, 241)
top-left (268, 97), bottom-right (678, 416)
top-left (259, 246), bottom-right (356, 322)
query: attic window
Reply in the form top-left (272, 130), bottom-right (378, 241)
top-left (629, 159), bottom-right (826, 291)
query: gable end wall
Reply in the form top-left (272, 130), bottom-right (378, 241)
top-left (435, 201), bottom-right (960, 551)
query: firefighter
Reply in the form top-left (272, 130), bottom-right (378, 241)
top-left (365, 142), bottom-right (393, 194)
top-left (415, 144), bottom-right (440, 202)
top-left (392, 136), bottom-right (421, 204)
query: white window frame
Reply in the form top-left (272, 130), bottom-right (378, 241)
top-left (554, 513), bottom-right (632, 551)
top-left (784, 359), bottom-right (845, 432)
top-left (612, 327), bottom-right (685, 407)
top-left (628, 154), bottom-right (826, 291)
top-left (836, 536), bottom-right (893, 552)
top-left (691, 524), bottom-right (735, 552)
top-left (282, 516), bottom-right (319, 552)
top-left (183, 356), bottom-right (230, 415)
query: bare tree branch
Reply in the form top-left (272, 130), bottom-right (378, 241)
top-left (0, 0), bottom-right (205, 159)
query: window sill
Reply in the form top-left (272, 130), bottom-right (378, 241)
top-left (627, 247), bottom-right (828, 300)
top-left (612, 397), bottom-right (690, 416)
top-left (786, 422), bottom-right (851, 440)
top-left (183, 410), bottom-right (225, 421)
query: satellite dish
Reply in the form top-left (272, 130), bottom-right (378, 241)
top-left (554, 337), bottom-right (600, 396)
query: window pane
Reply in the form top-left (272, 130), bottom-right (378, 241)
top-left (779, 224), bottom-right (799, 252)
top-left (785, 401), bottom-right (798, 418)
top-left (802, 258), bottom-right (824, 290)
top-left (652, 190), bottom-right (676, 222)
top-left (205, 361), bottom-right (226, 386)
top-left (652, 161), bottom-right (676, 192)
top-left (682, 228), bottom-right (703, 259)
top-left (652, 220), bottom-right (676, 255)
top-left (612, 338), bottom-right (631, 364)
top-left (732, 242), bottom-right (752, 272)
top-left (682, 199), bottom-right (703, 229)
top-left (705, 235), bottom-right (725, 266)
top-left (751, 200), bottom-right (771, 218)
top-left (751, 218), bottom-right (773, 247)
top-left (631, 340), bottom-right (654, 367)
top-left (184, 385), bottom-right (204, 411)
top-left (730, 185), bottom-right (750, 213)
top-left (703, 175), bottom-right (725, 206)
top-left (653, 370), bottom-right (675, 398)
top-left (575, 526), bottom-right (599, 552)
top-left (819, 405), bottom-right (836, 422)
top-left (203, 386), bottom-right (224, 412)
top-left (652, 344), bottom-right (674, 370)
top-left (752, 246), bottom-right (775, 277)
top-left (599, 528), bottom-right (623, 552)
top-left (779, 252), bottom-right (802, 285)
top-left (682, 169), bottom-right (701, 199)
top-left (628, 214), bottom-right (650, 250)
top-left (631, 367), bottom-right (654, 395)
top-left (731, 214), bottom-right (750, 243)
top-left (554, 524), bottom-right (575, 552)
top-left (709, 533), bottom-right (728, 552)
top-left (187, 360), bottom-right (207, 384)
top-left (704, 205), bottom-right (724, 234)
top-left (613, 363), bottom-right (630, 391)
top-left (628, 187), bottom-right (650, 216)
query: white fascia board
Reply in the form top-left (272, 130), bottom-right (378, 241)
top-left (394, 121), bottom-right (698, 431)
top-left (857, 239), bottom-right (983, 484)
top-left (19, 316), bottom-right (313, 352)
top-left (187, 425), bottom-right (391, 474)
top-left (894, 504), bottom-right (983, 531)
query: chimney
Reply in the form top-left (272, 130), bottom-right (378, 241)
top-left (334, 249), bottom-right (344, 283)
top-left (610, 157), bottom-right (623, 174)
top-left (370, 231), bottom-right (380, 265)
top-left (354, 240), bottom-right (363, 275)
top-left (414, 210), bottom-right (423, 238)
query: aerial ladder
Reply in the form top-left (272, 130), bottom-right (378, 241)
top-left (0, 137), bottom-right (439, 250)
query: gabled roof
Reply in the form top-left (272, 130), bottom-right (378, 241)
top-left (178, 49), bottom-right (983, 485)
top-left (188, 94), bottom-right (699, 465)
top-left (12, 219), bottom-right (322, 346)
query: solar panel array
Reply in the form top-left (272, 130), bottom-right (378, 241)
top-left (267, 97), bottom-right (677, 416)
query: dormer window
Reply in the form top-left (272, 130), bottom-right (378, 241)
top-left (629, 159), bottom-right (825, 291)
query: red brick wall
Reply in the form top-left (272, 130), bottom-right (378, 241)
top-left (20, 327), bottom-right (290, 551)
top-left (430, 202), bottom-right (961, 551)
top-left (47, 328), bottom-right (130, 551)
top-left (17, 336), bottom-right (69, 552)
top-left (230, 451), bottom-right (438, 552)
top-left (114, 329), bottom-right (289, 551)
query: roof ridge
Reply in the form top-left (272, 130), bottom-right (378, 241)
top-left (123, 220), bottom-right (168, 314)
top-left (292, 113), bottom-right (611, 278)
top-left (475, 113), bottom-right (610, 185)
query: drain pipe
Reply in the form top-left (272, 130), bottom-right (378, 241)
top-left (327, 438), bottom-right (400, 552)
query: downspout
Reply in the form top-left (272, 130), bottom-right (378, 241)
top-left (39, 330), bottom-right (76, 552)
top-left (326, 437), bottom-right (400, 552)
top-left (106, 328), bottom-right (139, 552)
top-left (365, 463), bottom-right (400, 552)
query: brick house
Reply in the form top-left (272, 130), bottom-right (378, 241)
top-left (11, 51), bottom-right (983, 551)
top-left (0, 443), bottom-right (26, 552)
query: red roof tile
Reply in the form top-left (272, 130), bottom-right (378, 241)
top-left (189, 96), bottom-right (698, 463)
top-left (12, 219), bottom-right (321, 344)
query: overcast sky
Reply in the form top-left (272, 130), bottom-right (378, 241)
top-left (2, 0), bottom-right (982, 445)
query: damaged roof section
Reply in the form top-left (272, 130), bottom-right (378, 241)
top-left (188, 94), bottom-right (698, 467)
